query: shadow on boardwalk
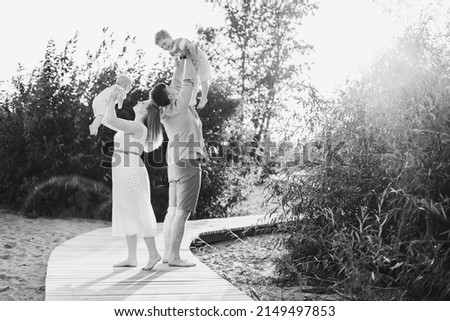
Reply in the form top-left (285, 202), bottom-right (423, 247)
top-left (45, 215), bottom-right (268, 301)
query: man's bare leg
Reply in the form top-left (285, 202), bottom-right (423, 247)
top-left (114, 234), bottom-right (138, 267)
top-left (142, 237), bottom-right (161, 271)
top-left (162, 207), bottom-right (176, 263)
top-left (168, 209), bottom-right (195, 267)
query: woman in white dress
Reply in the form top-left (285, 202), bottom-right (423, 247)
top-left (105, 88), bottom-right (163, 270)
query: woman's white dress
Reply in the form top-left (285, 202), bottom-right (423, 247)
top-left (111, 124), bottom-right (157, 237)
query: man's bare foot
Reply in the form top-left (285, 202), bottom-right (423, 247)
top-left (89, 124), bottom-right (98, 136)
top-left (142, 255), bottom-right (161, 271)
top-left (113, 258), bottom-right (138, 267)
top-left (162, 256), bottom-right (169, 264)
top-left (168, 258), bottom-right (196, 267)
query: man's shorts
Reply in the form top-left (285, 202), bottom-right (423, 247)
top-left (168, 159), bottom-right (202, 212)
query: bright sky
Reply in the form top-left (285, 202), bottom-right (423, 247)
top-left (301, 0), bottom-right (398, 95)
top-left (0, 0), bottom-right (399, 97)
top-left (0, 0), bottom-right (221, 74)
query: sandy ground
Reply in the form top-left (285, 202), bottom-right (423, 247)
top-left (0, 186), bottom-right (335, 301)
top-left (0, 187), bottom-right (272, 301)
top-left (192, 234), bottom-right (341, 301)
top-left (0, 207), bottom-right (110, 301)
top-left (191, 186), bottom-right (342, 301)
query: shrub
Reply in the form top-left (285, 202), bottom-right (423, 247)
top-left (144, 81), bottom-right (246, 221)
top-left (0, 107), bottom-right (28, 204)
top-left (23, 175), bottom-right (111, 220)
top-left (147, 165), bottom-right (169, 222)
top-left (1, 32), bottom-right (245, 222)
top-left (269, 19), bottom-right (450, 299)
top-left (195, 158), bottom-right (249, 219)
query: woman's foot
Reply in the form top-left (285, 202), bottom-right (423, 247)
top-left (168, 258), bottom-right (196, 267)
top-left (113, 258), bottom-right (138, 268)
top-left (142, 255), bottom-right (161, 271)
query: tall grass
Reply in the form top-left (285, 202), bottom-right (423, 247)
top-left (269, 21), bottom-right (450, 299)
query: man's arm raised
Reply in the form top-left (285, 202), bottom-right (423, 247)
top-left (170, 58), bottom-right (185, 93)
top-left (176, 56), bottom-right (197, 110)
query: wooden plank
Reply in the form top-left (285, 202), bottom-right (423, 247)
top-left (45, 215), bottom-right (269, 301)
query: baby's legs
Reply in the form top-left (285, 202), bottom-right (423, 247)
top-left (197, 80), bottom-right (209, 109)
top-left (195, 47), bottom-right (212, 109)
top-left (89, 114), bottom-right (104, 135)
top-left (189, 79), bottom-right (200, 107)
top-left (91, 99), bottom-right (109, 135)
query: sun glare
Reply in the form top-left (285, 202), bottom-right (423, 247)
top-left (300, 0), bottom-right (396, 96)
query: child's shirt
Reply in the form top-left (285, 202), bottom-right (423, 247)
top-left (169, 38), bottom-right (191, 57)
top-left (94, 84), bottom-right (126, 104)
top-left (92, 84), bottom-right (127, 118)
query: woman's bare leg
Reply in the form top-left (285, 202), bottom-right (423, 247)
top-left (142, 237), bottom-right (161, 270)
top-left (114, 234), bottom-right (138, 267)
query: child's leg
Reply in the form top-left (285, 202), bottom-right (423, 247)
top-left (197, 80), bottom-right (209, 109)
top-left (196, 47), bottom-right (212, 83)
top-left (189, 76), bottom-right (199, 107)
top-left (195, 47), bottom-right (212, 109)
top-left (188, 42), bottom-right (199, 66)
top-left (89, 114), bottom-right (104, 135)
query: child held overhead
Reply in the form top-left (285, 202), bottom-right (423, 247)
top-left (155, 30), bottom-right (213, 109)
top-left (89, 75), bottom-right (132, 135)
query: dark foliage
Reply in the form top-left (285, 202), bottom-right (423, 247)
top-left (1, 31), bottom-right (245, 221)
top-left (23, 175), bottom-right (111, 220)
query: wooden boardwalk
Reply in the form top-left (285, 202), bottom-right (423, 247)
top-left (45, 215), bottom-right (270, 301)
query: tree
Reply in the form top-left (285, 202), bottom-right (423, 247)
top-left (217, 0), bottom-right (316, 144)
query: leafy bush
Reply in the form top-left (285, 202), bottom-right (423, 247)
top-left (269, 20), bottom-right (450, 299)
top-left (0, 106), bottom-right (29, 204)
top-left (144, 81), bottom-right (247, 220)
top-left (147, 165), bottom-right (169, 222)
top-left (1, 32), bottom-right (245, 221)
top-left (0, 36), bottom-right (124, 206)
top-left (195, 158), bottom-right (249, 219)
top-left (23, 175), bottom-right (111, 220)
top-left (194, 81), bottom-right (248, 218)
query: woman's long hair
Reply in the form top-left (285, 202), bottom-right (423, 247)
top-left (144, 101), bottom-right (163, 152)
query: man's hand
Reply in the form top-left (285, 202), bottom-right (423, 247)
top-left (175, 56), bottom-right (185, 67)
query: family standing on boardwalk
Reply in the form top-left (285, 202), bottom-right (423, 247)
top-left (89, 30), bottom-right (212, 270)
